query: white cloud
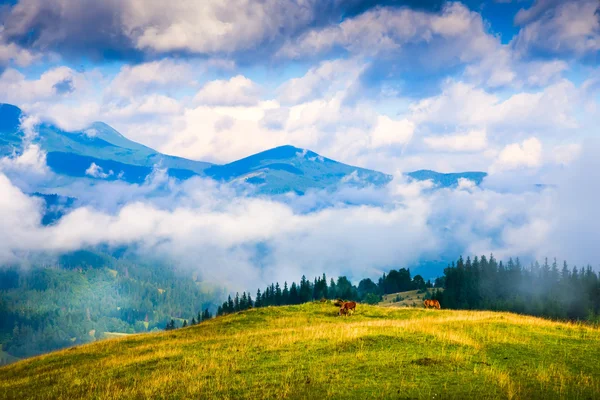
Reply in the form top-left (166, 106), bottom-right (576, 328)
top-left (409, 79), bottom-right (580, 132)
top-left (0, 67), bottom-right (84, 104)
top-left (0, 41), bottom-right (40, 67)
top-left (106, 60), bottom-right (194, 98)
top-left (423, 130), bottom-right (487, 152)
top-left (513, 0), bottom-right (600, 59)
top-left (0, 143), bottom-right (48, 175)
top-left (193, 75), bottom-right (261, 106)
top-left (277, 59), bottom-right (364, 105)
top-left (548, 143), bottom-right (582, 166)
top-left (85, 163), bottom-right (113, 179)
top-left (280, 2), bottom-right (498, 66)
top-left (369, 116), bottom-right (414, 149)
top-left (490, 137), bottom-right (543, 173)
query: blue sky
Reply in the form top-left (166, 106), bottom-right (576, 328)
top-left (0, 0), bottom-right (597, 176)
top-left (0, 0), bottom-right (599, 284)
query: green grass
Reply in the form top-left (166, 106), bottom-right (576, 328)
top-left (1, 302), bottom-right (600, 399)
top-left (379, 289), bottom-right (435, 307)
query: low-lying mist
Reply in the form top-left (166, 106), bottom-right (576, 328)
top-left (1, 140), bottom-right (599, 292)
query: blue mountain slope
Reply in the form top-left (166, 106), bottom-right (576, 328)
top-left (0, 104), bottom-right (212, 179)
top-left (406, 170), bottom-right (488, 187)
top-left (206, 145), bottom-right (393, 194)
top-left (0, 103), bottom-right (489, 194)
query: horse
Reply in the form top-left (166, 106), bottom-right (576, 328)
top-left (423, 299), bottom-right (441, 309)
top-left (339, 301), bottom-right (357, 316)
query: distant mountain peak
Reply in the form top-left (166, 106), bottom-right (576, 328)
top-left (0, 103), bottom-right (490, 194)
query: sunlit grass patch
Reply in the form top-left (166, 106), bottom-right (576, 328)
top-left (1, 303), bottom-right (600, 399)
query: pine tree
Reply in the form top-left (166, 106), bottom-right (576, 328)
top-left (191, 317), bottom-right (197, 325)
top-left (255, 289), bottom-right (262, 308)
top-left (227, 296), bottom-right (234, 313)
top-left (282, 282), bottom-right (289, 304)
top-left (234, 293), bottom-right (240, 312)
top-left (182, 320), bottom-right (188, 328)
top-left (275, 283), bottom-right (282, 305)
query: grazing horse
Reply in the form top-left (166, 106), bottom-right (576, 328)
top-left (423, 299), bottom-right (441, 309)
top-left (339, 301), bottom-right (357, 316)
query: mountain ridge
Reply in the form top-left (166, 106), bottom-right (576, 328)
top-left (0, 103), bottom-right (486, 193)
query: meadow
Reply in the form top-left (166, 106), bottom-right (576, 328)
top-left (1, 302), bottom-right (599, 399)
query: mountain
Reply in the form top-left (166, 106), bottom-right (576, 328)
top-left (0, 104), bottom-right (212, 184)
top-left (1, 303), bottom-right (598, 398)
top-left (206, 145), bottom-right (392, 194)
top-left (406, 170), bottom-right (488, 187)
top-left (0, 103), bottom-right (486, 194)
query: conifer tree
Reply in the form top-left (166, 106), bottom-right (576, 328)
top-left (255, 289), bottom-right (262, 308)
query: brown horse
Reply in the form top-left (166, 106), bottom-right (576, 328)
top-left (423, 299), bottom-right (441, 309)
top-left (339, 301), bottom-right (357, 316)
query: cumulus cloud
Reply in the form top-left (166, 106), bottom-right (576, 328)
top-left (0, 66), bottom-right (87, 103)
top-left (0, 0), bottom-right (328, 61)
top-left (280, 3), bottom-right (498, 65)
top-left (193, 75), bottom-right (261, 106)
top-left (0, 41), bottom-right (40, 67)
top-left (277, 59), bottom-right (365, 105)
top-left (512, 0), bottom-right (600, 60)
top-left (411, 79), bottom-right (579, 129)
top-left (106, 60), bottom-right (195, 98)
top-left (490, 137), bottom-right (543, 173)
top-left (85, 163), bottom-right (113, 179)
top-left (423, 130), bottom-right (487, 152)
top-left (369, 116), bottom-right (414, 149)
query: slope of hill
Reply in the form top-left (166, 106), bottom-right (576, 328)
top-left (378, 289), bottom-right (444, 308)
top-left (2, 303), bottom-right (599, 399)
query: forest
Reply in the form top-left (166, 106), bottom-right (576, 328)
top-left (432, 255), bottom-right (600, 321)
top-left (212, 255), bottom-right (600, 324)
top-left (0, 251), bottom-right (221, 360)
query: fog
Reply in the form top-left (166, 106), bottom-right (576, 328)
top-left (1, 140), bottom-right (599, 292)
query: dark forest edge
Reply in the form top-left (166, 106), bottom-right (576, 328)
top-left (173, 255), bottom-right (600, 331)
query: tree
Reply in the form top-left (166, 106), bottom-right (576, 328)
top-left (364, 293), bottom-right (382, 305)
top-left (358, 278), bottom-right (379, 300)
top-left (182, 320), bottom-right (188, 328)
top-left (255, 289), bottom-right (262, 308)
top-left (412, 275), bottom-right (426, 291)
top-left (165, 319), bottom-right (175, 331)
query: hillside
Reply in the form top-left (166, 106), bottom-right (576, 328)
top-left (2, 303), bottom-right (599, 399)
top-left (379, 289), bottom-right (444, 308)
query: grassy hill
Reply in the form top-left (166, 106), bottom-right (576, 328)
top-left (379, 289), bottom-right (439, 308)
top-left (1, 303), bottom-right (600, 399)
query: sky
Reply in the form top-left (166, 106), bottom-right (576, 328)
top-left (0, 0), bottom-right (599, 288)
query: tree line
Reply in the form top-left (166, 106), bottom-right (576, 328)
top-left (431, 255), bottom-right (600, 321)
top-left (211, 255), bottom-right (600, 323)
top-left (215, 270), bottom-right (433, 317)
